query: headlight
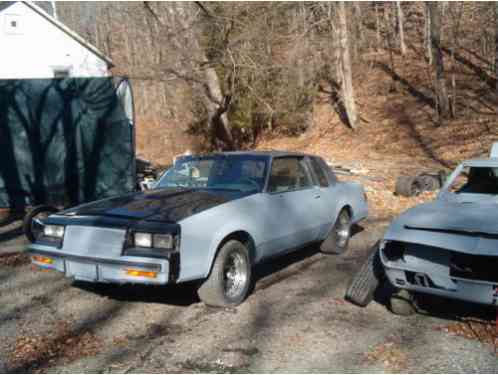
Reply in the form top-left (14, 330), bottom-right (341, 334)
top-left (133, 232), bottom-right (174, 249)
top-left (153, 234), bottom-right (173, 249)
top-left (43, 225), bottom-right (65, 239)
top-left (134, 232), bottom-right (152, 248)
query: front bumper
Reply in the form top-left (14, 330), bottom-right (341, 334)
top-left (27, 244), bottom-right (179, 285)
top-left (380, 243), bottom-right (498, 307)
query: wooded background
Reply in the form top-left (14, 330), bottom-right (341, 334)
top-left (56, 2), bottom-right (498, 162)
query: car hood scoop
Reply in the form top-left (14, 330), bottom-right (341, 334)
top-left (61, 188), bottom-right (249, 222)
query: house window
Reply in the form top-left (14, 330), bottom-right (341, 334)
top-left (4, 14), bottom-right (22, 35)
top-left (53, 69), bottom-right (70, 79)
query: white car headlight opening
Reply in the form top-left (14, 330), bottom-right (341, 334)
top-left (43, 224), bottom-right (65, 239)
top-left (134, 232), bottom-right (153, 248)
top-left (133, 232), bottom-right (174, 249)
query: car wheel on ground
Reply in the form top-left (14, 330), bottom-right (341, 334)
top-left (389, 289), bottom-right (416, 316)
top-left (197, 239), bottom-right (252, 307)
top-left (345, 242), bottom-right (384, 307)
top-left (320, 208), bottom-right (352, 255)
top-left (395, 176), bottom-right (421, 197)
top-left (23, 205), bottom-right (59, 243)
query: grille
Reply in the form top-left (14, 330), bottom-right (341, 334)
top-left (62, 226), bottom-right (126, 257)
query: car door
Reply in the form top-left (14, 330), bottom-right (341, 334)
top-left (259, 156), bottom-right (322, 257)
top-left (307, 156), bottom-right (339, 239)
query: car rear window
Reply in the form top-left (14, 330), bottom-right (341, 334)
top-left (316, 157), bottom-right (337, 185)
top-left (310, 157), bottom-right (329, 187)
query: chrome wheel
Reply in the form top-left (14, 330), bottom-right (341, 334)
top-left (223, 251), bottom-right (248, 299)
top-left (336, 211), bottom-right (351, 248)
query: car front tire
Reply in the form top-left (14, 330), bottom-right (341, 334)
top-left (197, 240), bottom-right (252, 307)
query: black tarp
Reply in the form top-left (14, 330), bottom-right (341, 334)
top-left (0, 77), bottom-right (135, 209)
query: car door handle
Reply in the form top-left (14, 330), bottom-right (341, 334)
top-left (314, 194), bottom-right (321, 199)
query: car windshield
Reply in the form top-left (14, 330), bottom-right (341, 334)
top-left (156, 154), bottom-right (269, 192)
top-left (448, 166), bottom-right (498, 195)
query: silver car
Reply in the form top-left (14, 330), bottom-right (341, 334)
top-left (27, 151), bottom-right (368, 307)
top-left (380, 145), bottom-right (498, 311)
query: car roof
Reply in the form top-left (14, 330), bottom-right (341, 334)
top-left (210, 150), bottom-right (314, 158)
top-left (462, 158), bottom-right (498, 167)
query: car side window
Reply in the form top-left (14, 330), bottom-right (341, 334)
top-left (309, 157), bottom-right (329, 187)
top-left (317, 157), bottom-right (337, 185)
top-left (268, 157), bottom-right (312, 193)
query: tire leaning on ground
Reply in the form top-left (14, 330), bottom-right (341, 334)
top-left (23, 205), bottom-right (59, 243)
top-left (320, 208), bottom-right (352, 255)
top-left (394, 176), bottom-right (421, 197)
top-left (344, 241), bottom-right (384, 307)
top-left (197, 239), bottom-right (252, 307)
top-left (415, 174), bottom-right (440, 191)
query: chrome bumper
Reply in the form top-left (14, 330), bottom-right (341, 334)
top-left (27, 246), bottom-right (175, 285)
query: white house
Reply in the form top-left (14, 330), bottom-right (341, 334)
top-left (0, 1), bottom-right (113, 79)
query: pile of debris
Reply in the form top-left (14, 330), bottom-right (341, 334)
top-left (136, 157), bottom-right (170, 191)
top-left (394, 171), bottom-right (447, 197)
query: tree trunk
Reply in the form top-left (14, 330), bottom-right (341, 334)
top-left (428, 2), bottom-right (450, 120)
top-left (337, 2), bottom-right (358, 130)
top-left (202, 66), bottom-right (234, 151)
top-left (495, 2), bottom-right (498, 95)
top-left (353, 3), bottom-right (362, 58)
top-left (425, 3), bottom-right (432, 64)
top-left (396, 2), bottom-right (407, 55)
top-left (375, 3), bottom-right (381, 51)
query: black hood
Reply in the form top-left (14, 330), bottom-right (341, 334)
top-left (61, 187), bottom-right (251, 222)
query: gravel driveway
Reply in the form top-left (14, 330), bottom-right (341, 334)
top-left (1, 218), bottom-right (497, 373)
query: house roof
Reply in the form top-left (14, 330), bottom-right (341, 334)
top-left (2, 1), bottom-right (114, 67)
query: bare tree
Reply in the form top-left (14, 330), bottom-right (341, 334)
top-left (425, 3), bottom-right (432, 64)
top-left (142, 2), bottom-right (235, 150)
top-left (396, 2), bottom-right (407, 55)
top-left (337, 2), bottom-right (358, 130)
top-left (428, 1), bottom-right (450, 120)
top-left (495, 2), bottom-right (498, 95)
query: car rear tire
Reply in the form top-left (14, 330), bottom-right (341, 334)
top-left (197, 240), bottom-right (252, 307)
top-left (320, 208), bottom-right (352, 255)
top-left (23, 205), bottom-right (59, 243)
top-left (344, 242), bottom-right (384, 307)
top-left (389, 289), bottom-right (416, 316)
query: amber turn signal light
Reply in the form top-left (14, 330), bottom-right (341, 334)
top-left (125, 269), bottom-right (157, 278)
top-left (32, 255), bottom-right (53, 264)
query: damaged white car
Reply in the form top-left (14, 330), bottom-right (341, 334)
top-left (347, 143), bottom-right (498, 315)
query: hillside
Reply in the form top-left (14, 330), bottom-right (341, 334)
top-left (125, 2), bottom-right (498, 219)
top-left (255, 45), bottom-right (498, 218)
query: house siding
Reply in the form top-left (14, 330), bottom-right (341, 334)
top-left (0, 2), bottom-right (109, 79)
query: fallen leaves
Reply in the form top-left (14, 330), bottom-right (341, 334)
top-left (436, 318), bottom-right (498, 355)
top-left (365, 341), bottom-right (408, 372)
top-left (7, 321), bottom-right (102, 373)
top-left (0, 252), bottom-right (30, 267)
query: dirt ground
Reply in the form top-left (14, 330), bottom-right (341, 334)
top-left (1, 196), bottom-right (498, 373)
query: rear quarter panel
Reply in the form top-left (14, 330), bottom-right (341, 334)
top-left (320, 181), bottom-right (368, 239)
